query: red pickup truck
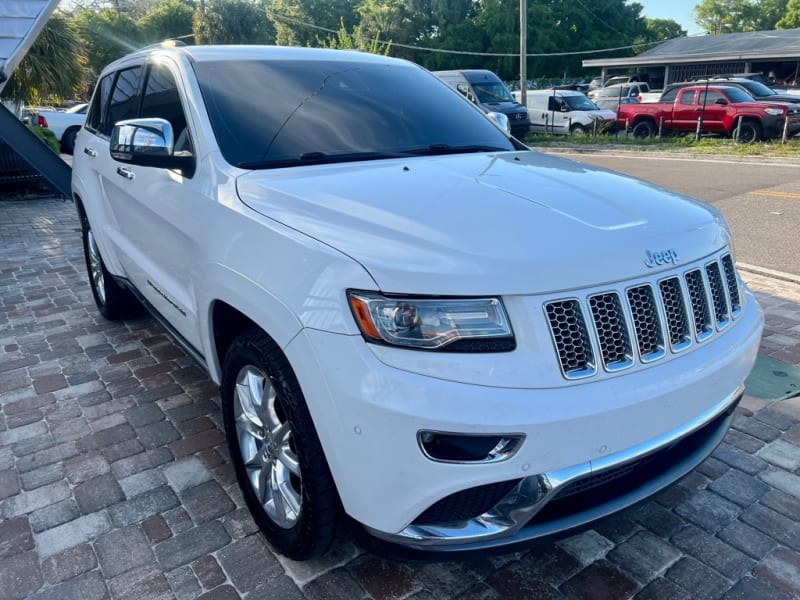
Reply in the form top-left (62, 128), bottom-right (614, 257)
top-left (617, 85), bottom-right (800, 143)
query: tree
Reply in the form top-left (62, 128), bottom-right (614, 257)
top-left (193, 0), bottom-right (274, 44)
top-left (643, 18), bottom-right (686, 42)
top-left (267, 0), bottom-right (360, 47)
top-left (74, 9), bottom-right (142, 78)
top-left (1, 14), bottom-right (85, 104)
top-left (139, 0), bottom-right (196, 44)
top-left (693, 0), bottom-right (787, 33)
top-left (776, 0), bottom-right (800, 28)
top-left (319, 17), bottom-right (390, 54)
top-left (356, 0), bottom-right (413, 50)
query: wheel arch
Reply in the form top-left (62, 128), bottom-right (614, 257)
top-left (202, 274), bottom-right (304, 384)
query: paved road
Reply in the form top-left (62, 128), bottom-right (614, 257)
top-left (550, 151), bottom-right (800, 277)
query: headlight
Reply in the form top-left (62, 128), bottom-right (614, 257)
top-left (347, 291), bottom-right (514, 351)
top-left (764, 107), bottom-right (785, 116)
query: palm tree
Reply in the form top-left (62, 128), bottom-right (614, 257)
top-left (1, 14), bottom-right (85, 105)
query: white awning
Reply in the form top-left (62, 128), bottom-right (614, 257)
top-left (0, 0), bottom-right (61, 93)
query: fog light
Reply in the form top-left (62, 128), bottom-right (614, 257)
top-left (418, 431), bottom-right (523, 464)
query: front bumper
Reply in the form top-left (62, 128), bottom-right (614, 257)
top-left (284, 288), bottom-right (762, 553)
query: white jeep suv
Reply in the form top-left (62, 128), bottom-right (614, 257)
top-left (71, 44), bottom-right (763, 560)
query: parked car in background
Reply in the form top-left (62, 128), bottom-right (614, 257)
top-left (617, 84), bottom-right (800, 142)
top-left (30, 103), bottom-right (87, 154)
top-left (72, 44), bottom-right (762, 561)
top-left (664, 78), bottom-right (800, 105)
top-left (434, 69), bottom-right (530, 138)
top-left (514, 89), bottom-right (616, 135)
top-left (588, 82), bottom-right (651, 110)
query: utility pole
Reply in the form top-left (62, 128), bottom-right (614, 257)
top-left (520, 0), bottom-right (527, 107)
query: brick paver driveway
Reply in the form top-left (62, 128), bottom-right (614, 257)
top-left (1, 197), bottom-right (799, 599)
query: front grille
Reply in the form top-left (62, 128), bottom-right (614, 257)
top-left (545, 253), bottom-right (742, 379)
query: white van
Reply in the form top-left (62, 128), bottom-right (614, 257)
top-left (514, 89), bottom-right (616, 135)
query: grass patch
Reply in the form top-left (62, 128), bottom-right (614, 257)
top-left (523, 132), bottom-right (800, 158)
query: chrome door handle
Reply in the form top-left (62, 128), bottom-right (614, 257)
top-left (116, 167), bottom-right (135, 180)
top-left (84, 147), bottom-right (97, 157)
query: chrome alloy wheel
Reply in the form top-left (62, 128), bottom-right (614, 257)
top-left (234, 365), bottom-right (302, 528)
top-left (87, 230), bottom-right (106, 306)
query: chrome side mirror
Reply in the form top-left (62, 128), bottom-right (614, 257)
top-left (486, 111), bottom-right (510, 134)
top-left (110, 118), bottom-right (174, 161)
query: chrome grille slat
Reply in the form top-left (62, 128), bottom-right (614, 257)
top-left (706, 262), bottom-right (730, 328)
top-left (589, 293), bottom-right (633, 371)
top-left (659, 277), bottom-right (692, 352)
top-left (545, 254), bottom-right (745, 381)
top-left (626, 285), bottom-right (665, 361)
top-left (721, 255), bottom-right (742, 316)
top-left (685, 269), bottom-right (714, 342)
top-left (545, 300), bottom-right (596, 379)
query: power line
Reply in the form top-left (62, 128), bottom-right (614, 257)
top-left (574, 0), bottom-right (622, 35)
top-left (266, 10), bottom-right (671, 57)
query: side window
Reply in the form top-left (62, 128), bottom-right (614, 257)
top-left (547, 96), bottom-right (559, 111)
top-left (661, 87), bottom-right (679, 103)
top-left (699, 90), bottom-right (724, 105)
top-left (456, 83), bottom-right (476, 103)
top-left (140, 62), bottom-right (191, 153)
top-left (679, 90), bottom-right (695, 105)
top-left (107, 66), bottom-right (144, 133)
top-left (85, 74), bottom-right (112, 134)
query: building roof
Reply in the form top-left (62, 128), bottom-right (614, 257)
top-left (584, 28), bottom-right (800, 69)
top-left (0, 0), bottom-right (60, 92)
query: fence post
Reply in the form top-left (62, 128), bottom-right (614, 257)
top-left (735, 115), bottom-right (742, 143)
top-left (625, 118), bottom-right (630, 139)
top-left (593, 117), bottom-right (597, 137)
top-left (782, 113), bottom-right (790, 144)
top-left (695, 117), bottom-right (702, 141)
top-left (658, 116), bottom-right (663, 140)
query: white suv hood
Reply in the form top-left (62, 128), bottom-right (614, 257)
top-left (237, 151), bottom-right (727, 295)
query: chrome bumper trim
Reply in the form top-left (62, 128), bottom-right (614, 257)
top-left (367, 383), bottom-right (744, 548)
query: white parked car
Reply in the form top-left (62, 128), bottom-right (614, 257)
top-left (513, 89), bottom-right (617, 135)
top-left (31, 103), bottom-right (87, 153)
top-left (71, 45), bottom-right (763, 560)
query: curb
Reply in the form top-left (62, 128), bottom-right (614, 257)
top-left (737, 262), bottom-right (800, 285)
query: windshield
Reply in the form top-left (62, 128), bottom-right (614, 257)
top-left (194, 59), bottom-right (517, 169)
top-left (739, 80), bottom-right (775, 97)
top-left (471, 82), bottom-right (515, 103)
top-left (724, 87), bottom-right (757, 103)
top-left (564, 95), bottom-right (599, 111)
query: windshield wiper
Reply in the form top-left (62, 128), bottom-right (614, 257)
top-left (236, 151), bottom-right (408, 170)
top-left (402, 144), bottom-right (510, 156)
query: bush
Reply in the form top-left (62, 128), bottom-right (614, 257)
top-left (27, 125), bottom-right (60, 154)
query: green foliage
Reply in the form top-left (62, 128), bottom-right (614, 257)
top-left (74, 9), bottom-right (142, 78)
top-left (318, 17), bottom-right (390, 54)
top-left (1, 14), bottom-right (84, 104)
top-left (777, 0), bottom-right (800, 28)
top-left (193, 0), bottom-right (274, 44)
top-left (268, 0), bottom-right (360, 46)
top-left (139, 0), bottom-right (196, 44)
top-left (693, 0), bottom-right (788, 33)
top-left (26, 125), bottom-right (60, 154)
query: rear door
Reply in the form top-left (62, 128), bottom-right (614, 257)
top-left (671, 89), bottom-right (699, 131)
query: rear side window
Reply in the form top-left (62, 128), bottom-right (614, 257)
top-left (85, 74), bottom-right (113, 135)
top-left (107, 66), bottom-right (144, 131)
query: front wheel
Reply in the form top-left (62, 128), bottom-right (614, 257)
top-left (734, 120), bottom-right (762, 144)
top-left (569, 124), bottom-right (587, 136)
top-left (81, 218), bottom-right (142, 320)
top-left (631, 120), bottom-right (655, 139)
top-left (221, 330), bottom-right (339, 560)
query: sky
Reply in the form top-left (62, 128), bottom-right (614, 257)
top-left (636, 0), bottom-right (706, 36)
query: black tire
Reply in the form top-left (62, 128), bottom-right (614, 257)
top-left (569, 124), bottom-right (587, 136)
top-left (734, 120), bottom-right (762, 144)
top-left (221, 330), bottom-right (339, 560)
top-left (632, 120), bottom-right (655, 139)
top-left (80, 211), bottom-right (142, 320)
top-left (61, 127), bottom-right (79, 154)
